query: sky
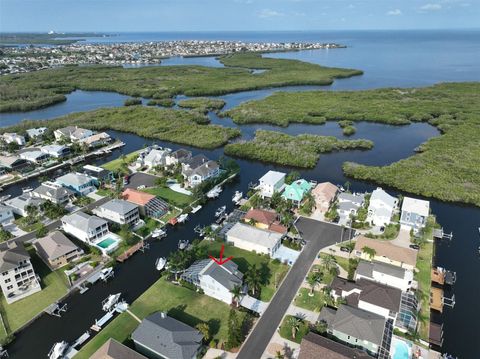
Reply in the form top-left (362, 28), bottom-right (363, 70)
top-left (1, 0), bottom-right (479, 32)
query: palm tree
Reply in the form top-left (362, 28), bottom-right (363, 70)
top-left (321, 254), bottom-right (337, 273)
top-left (230, 285), bottom-right (243, 307)
top-left (362, 246), bottom-right (377, 260)
top-left (274, 351), bottom-right (285, 359)
top-left (196, 322), bottom-right (211, 343)
top-left (245, 264), bottom-right (262, 297)
top-left (307, 272), bottom-right (322, 296)
top-left (288, 316), bottom-right (301, 339)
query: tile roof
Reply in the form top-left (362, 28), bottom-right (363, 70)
top-left (312, 182), bottom-right (338, 202)
top-left (122, 188), bottom-right (156, 206)
top-left (298, 332), bottom-right (371, 359)
top-left (354, 236), bottom-right (417, 267)
top-left (244, 209), bottom-right (277, 225)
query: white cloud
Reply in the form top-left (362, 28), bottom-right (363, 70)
top-left (386, 9), bottom-right (402, 16)
top-left (420, 3), bottom-right (442, 11)
top-left (257, 9), bottom-right (285, 18)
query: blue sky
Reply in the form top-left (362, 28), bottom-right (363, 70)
top-left (1, 0), bottom-right (478, 32)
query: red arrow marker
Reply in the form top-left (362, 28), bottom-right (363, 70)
top-left (209, 244), bottom-right (233, 266)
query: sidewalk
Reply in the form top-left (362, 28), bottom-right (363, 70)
top-left (261, 331), bottom-right (300, 359)
top-left (286, 304), bottom-right (319, 323)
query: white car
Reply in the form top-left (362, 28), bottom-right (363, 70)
top-left (137, 185), bottom-right (146, 190)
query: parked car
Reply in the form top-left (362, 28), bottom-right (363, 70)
top-left (409, 244), bottom-right (420, 250)
top-left (340, 246), bottom-right (351, 253)
top-left (137, 185), bottom-right (146, 190)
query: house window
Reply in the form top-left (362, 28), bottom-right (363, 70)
top-left (6, 285), bottom-right (13, 290)
top-left (5, 278), bottom-right (11, 283)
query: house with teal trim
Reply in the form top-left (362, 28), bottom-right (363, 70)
top-left (281, 179), bottom-right (312, 205)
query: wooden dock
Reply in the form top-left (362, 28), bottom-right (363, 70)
top-left (431, 268), bottom-right (445, 286)
top-left (430, 287), bottom-right (444, 312)
top-left (116, 240), bottom-right (145, 263)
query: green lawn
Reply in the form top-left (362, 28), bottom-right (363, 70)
top-left (143, 187), bottom-right (192, 208)
top-left (310, 264), bottom-right (335, 285)
top-left (74, 277), bottom-right (244, 359)
top-left (278, 315), bottom-right (310, 344)
top-left (294, 288), bottom-right (330, 312)
top-left (102, 150), bottom-right (140, 172)
top-left (203, 242), bottom-right (289, 301)
top-left (0, 253), bottom-right (68, 341)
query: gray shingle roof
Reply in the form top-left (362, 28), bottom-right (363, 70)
top-left (62, 212), bottom-right (107, 231)
top-left (338, 193), bottom-right (365, 205)
top-left (202, 259), bottom-right (243, 291)
top-left (97, 199), bottom-right (138, 215)
top-left (132, 312), bottom-right (202, 359)
top-left (91, 338), bottom-right (147, 359)
top-left (34, 231), bottom-right (80, 261)
top-left (33, 183), bottom-right (73, 200)
top-left (356, 260), bottom-right (406, 280)
top-left (0, 241), bottom-right (30, 272)
top-left (356, 278), bottom-right (402, 312)
top-left (184, 154), bottom-right (209, 169)
top-left (57, 172), bottom-right (94, 186)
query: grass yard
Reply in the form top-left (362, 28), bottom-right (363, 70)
top-left (143, 187), bottom-right (193, 208)
top-left (203, 242), bottom-right (289, 301)
top-left (294, 288), bottom-right (330, 312)
top-left (310, 264), bottom-right (335, 285)
top-left (0, 253), bottom-right (68, 341)
top-left (75, 277), bottom-right (244, 359)
top-left (159, 208), bottom-right (182, 223)
top-left (101, 150), bottom-right (140, 172)
top-left (278, 315), bottom-right (310, 344)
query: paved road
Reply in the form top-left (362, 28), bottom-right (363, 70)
top-left (237, 217), bottom-right (348, 359)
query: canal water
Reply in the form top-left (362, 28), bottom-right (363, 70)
top-left (1, 30), bottom-right (479, 358)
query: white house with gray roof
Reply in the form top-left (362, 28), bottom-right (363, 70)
top-left (143, 148), bottom-right (170, 168)
top-left (40, 144), bottom-right (70, 158)
top-left (54, 126), bottom-right (93, 142)
top-left (56, 172), bottom-right (97, 195)
top-left (33, 231), bottom-right (83, 269)
top-left (181, 154), bottom-right (220, 187)
top-left (93, 199), bottom-right (140, 226)
top-left (32, 181), bottom-right (73, 204)
top-left (2, 133), bottom-right (26, 146)
top-left (400, 196), bottom-right (430, 232)
top-left (26, 127), bottom-right (48, 139)
top-left (354, 260), bottom-right (414, 292)
top-left (61, 212), bottom-right (109, 244)
top-left (5, 193), bottom-right (45, 217)
top-left (226, 222), bottom-right (282, 257)
top-left (337, 192), bottom-right (365, 226)
top-left (257, 170), bottom-right (286, 198)
top-left (132, 312), bottom-right (203, 359)
top-left (0, 204), bottom-right (14, 225)
top-left (19, 150), bottom-right (49, 164)
top-left (367, 187), bottom-right (398, 227)
top-left (0, 241), bottom-right (41, 304)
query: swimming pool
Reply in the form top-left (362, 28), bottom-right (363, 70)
top-left (96, 237), bottom-right (117, 249)
top-left (94, 235), bottom-right (121, 254)
top-left (391, 337), bottom-right (412, 359)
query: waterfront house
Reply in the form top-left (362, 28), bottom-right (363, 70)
top-left (355, 260), bottom-right (414, 292)
top-left (143, 148), bottom-right (170, 168)
top-left (122, 188), bottom-right (169, 219)
top-left (165, 148), bottom-right (192, 166)
top-left (79, 132), bottom-right (111, 148)
top-left (132, 312), bottom-right (203, 359)
top-left (19, 150), bottom-right (49, 164)
top-left (82, 164), bottom-right (114, 184)
top-left (54, 126), bottom-right (93, 142)
top-left (91, 338), bottom-right (147, 359)
top-left (93, 199), bottom-right (140, 226)
top-left (243, 208), bottom-right (287, 234)
top-left (367, 187), bottom-right (398, 227)
top-left (226, 222), bottom-right (282, 257)
top-left (33, 231), bottom-right (84, 269)
top-left (0, 241), bottom-right (41, 304)
top-left (62, 212), bottom-right (109, 244)
top-left (311, 182), bottom-right (338, 214)
top-left (32, 181), bottom-right (74, 204)
top-left (0, 204), bottom-right (14, 225)
top-left (56, 172), bottom-right (97, 195)
top-left (298, 332), bottom-right (371, 359)
top-left (281, 179), bottom-right (313, 205)
top-left (5, 193), bottom-right (45, 217)
top-left (26, 127), bottom-right (48, 139)
top-left (181, 154), bottom-right (220, 187)
top-left (0, 155), bottom-right (29, 172)
top-left (400, 196), bottom-right (430, 232)
top-left (257, 170), bottom-right (286, 198)
top-left (337, 192), bottom-right (365, 226)
top-left (2, 132), bottom-right (26, 146)
top-left (181, 258), bottom-right (244, 305)
top-left (40, 144), bottom-right (70, 158)
top-left (354, 235), bottom-right (417, 270)
top-left (318, 305), bottom-right (391, 357)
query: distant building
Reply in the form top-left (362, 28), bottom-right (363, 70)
top-left (54, 126), bottom-right (93, 142)
top-left (282, 179), bottom-right (313, 205)
top-left (0, 204), bottom-right (14, 225)
top-left (79, 132), bottom-right (111, 148)
top-left (132, 312), bottom-right (203, 359)
top-left (143, 148), bottom-right (170, 168)
top-left (5, 194), bottom-right (44, 217)
top-left (32, 181), bottom-right (74, 204)
top-left (311, 182), bottom-right (338, 213)
top-left (181, 154), bottom-right (219, 187)
top-left (26, 127), bottom-right (48, 139)
top-left (226, 222), bottom-right (282, 257)
top-left (40, 144), bottom-right (70, 158)
top-left (182, 258), bottom-right (243, 304)
top-left (165, 148), bottom-right (192, 166)
top-left (355, 260), bottom-right (414, 292)
top-left (400, 197), bottom-right (430, 232)
top-left (367, 187), bottom-right (398, 227)
top-left (257, 170), bottom-right (286, 198)
top-left (62, 212), bottom-right (109, 244)
top-left (82, 164), bottom-right (114, 184)
top-left (91, 338), bottom-right (147, 359)
top-left (0, 241), bottom-right (41, 304)
top-left (122, 188), bottom-right (169, 219)
top-left (33, 231), bottom-right (83, 269)
top-left (298, 332), bottom-right (371, 359)
top-left (93, 199), bottom-right (140, 226)
top-left (2, 133), bottom-right (26, 146)
top-left (56, 172), bottom-right (97, 195)
top-left (243, 208), bottom-right (287, 234)
top-left (19, 150), bottom-right (49, 164)
top-left (337, 192), bottom-right (365, 226)
top-left (0, 155), bottom-right (29, 172)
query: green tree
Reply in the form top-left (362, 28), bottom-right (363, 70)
top-left (196, 322), bottom-right (211, 343)
top-left (155, 177), bottom-right (168, 188)
top-left (245, 264), bottom-right (262, 297)
top-left (307, 272), bottom-right (323, 295)
top-left (36, 224), bottom-right (48, 238)
top-left (321, 254), bottom-right (337, 274)
top-left (0, 228), bottom-right (13, 242)
top-left (362, 246), bottom-right (376, 260)
top-left (226, 308), bottom-right (243, 349)
top-left (230, 285), bottom-right (243, 308)
top-left (270, 191), bottom-right (282, 209)
top-left (285, 171), bottom-right (300, 185)
top-left (288, 316), bottom-right (301, 339)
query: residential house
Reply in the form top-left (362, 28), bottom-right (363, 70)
top-left (318, 305), bottom-right (391, 357)
top-left (243, 208), bottom-right (287, 234)
top-left (122, 188), bottom-right (169, 219)
top-left (54, 126), bottom-right (93, 142)
top-left (367, 188), bottom-right (398, 227)
top-left (257, 170), bottom-right (286, 198)
top-left (226, 222), bottom-right (282, 257)
top-left (0, 204), bottom-right (14, 225)
top-left (2, 133), bottom-right (26, 146)
top-left (132, 312), bottom-right (203, 359)
top-left (40, 144), bottom-right (70, 158)
top-left (354, 236), bottom-right (417, 270)
top-left (91, 338), bottom-right (147, 359)
top-left (0, 241), bottom-right (41, 304)
top-left (56, 172), bottom-right (97, 195)
top-left (165, 148), bottom-right (192, 166)
top-left (19, 150), bottom-right (49, 164)
top-left (355, 260), bottom-right (414, 292)
top-left (400, 197), bottom-right (430, 232)
top-left (181, 154), bottom-right (220, 187)
top-left (33, 231), bottom-right (84, 269)
top-left (311, 182), bottom-right (338, 213)
top-left (61, 212), bottom-right (109, 244)
top-left (82, 164), bottom-right (114, 184)
top-left (93, 199), bottom-right (140, 226)
top-left (143, 148), bottom-right (170, 168)
top-left (282, 179), bottom-right (313, 205)
top-left (26, 127), bottom-right (48, 139)
top-left (79, 132), bottom-right (111, 148)
top-left (337, 192), bottom-right (365, 226)
top-left (182, 258), bottom-right (244, 304)
top-left (5, 194), bottom-right (44, 217)
top-left (298, 332), bottom-right (371, 359)
top-left (32, 181), bottom-right (73, 204)
top-left (0, 155), bottom-right (29, 172)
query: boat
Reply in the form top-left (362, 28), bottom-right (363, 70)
top-left (151, 228), bottom-right (167, 239)
top-left (177, 213), bottom-right (189, 223)
top-left (102, 293), bottom-right (121, 312)
top-left (178, 240), bottom-right (189, 250)
top-left (48, 341), bottom-right (69, 359)
top-left (194, 225), bottom-right (206, 237)
top-left (99, 267), bottom-right (114, 281)
top-left (0, 194), bottom-right (11, 202)
top-left (215, 205), bottom-right (226, 218)
top-left (22, 186), bottom-right (33, 193)
top-left (232, 191), bottom-right (243, 204)
top-left (155, 257), bottom-right (167, 271)
top-left (206, 186), bottom-right (222, 199)
top-left (191, 205), bottom-right (202, 214)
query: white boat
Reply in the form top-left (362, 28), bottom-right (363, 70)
top-left (177, 213), bottom-right (189, 223)
top-left (22, 186), bottom-right (33, 193)
top-left (151, 228), bottom-right (167, 239)
top-left (178, 240), bottom-right (189, 250)
top-left (215, 205), bottom-right (226, 218)
top-left (102, 293), bottom-right (121, 312)
top-left (232, 191), bottom-right (243, 204)
top-left (194, 225), bottom-right (206, 237)
top-left (155, 257), bottom-right (167, 271)
top-left (48, 341), bottom-right (69, 359)
top-left (207, 186), bottom-right (222, 199)
top-left (99, 267), bottom-right (114, 281)
top-left (191, 205), bottom-right (202, 213)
